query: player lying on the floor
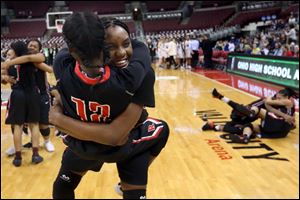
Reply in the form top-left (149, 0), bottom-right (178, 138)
top-left (202, 88), bottom-right (297, 144)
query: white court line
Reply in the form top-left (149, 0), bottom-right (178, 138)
top-left (188, 70), bottom-right (299, 115)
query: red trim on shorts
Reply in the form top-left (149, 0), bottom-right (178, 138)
top-left (74, 61), bottom-right (110, 85)
top-left (132, 125), bottom-right (164, 144)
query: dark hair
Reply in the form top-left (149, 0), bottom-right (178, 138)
top-left (27, 39), bottom-right (42, 51)
top-left (63, 12), bottom-right (105, 67)
top-left (101, 17), bottom-right (130, 36)
top-left (10, 41), bottom-right (28, 57)
top-left (278, 87), bottom-right (299, 98)
top-left (100, 17), bottom-right (131, 62)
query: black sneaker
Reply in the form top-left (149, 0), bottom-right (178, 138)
top-left (229, 134), bottom-right (249, 144)
top-left (23, 142), bottom-right (32, 148)
top-left (12, 157), bottom-right (22, 167)
top-left (202, 121), bottom-right (215, 131)
top-left (32, 155), bottom-right (43, 164)
top-left (212, 88), bottom-right (223, 99)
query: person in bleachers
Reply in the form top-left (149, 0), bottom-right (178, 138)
top-left (272, 42), bottom-right (284, 56)
top-left (285, 24), bottom-right (297, 45)
top-left (251, 43), bottom-right (261, 55)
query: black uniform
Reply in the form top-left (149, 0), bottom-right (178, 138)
top-left (260, 104), bottom-right (295, 138)
top-left (5, 62), bottom-right (40, 124)
top-left (35, 67), bottom-right (51, 125)
top-left (53, 40), bottom-right (169, 185)
top-left (223, 98), bottom-right (266, 135)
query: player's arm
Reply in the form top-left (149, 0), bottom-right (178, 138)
top-left (33, 62), bottom-right (53, 73)
top-left (264, 96), bottom-right (293, 107)
top-left (264, 100), bottom-right (295, 124)
top-left (1, 53), bottom-right (45, 69)
top-left (50, 101), bottom-right (143, 146)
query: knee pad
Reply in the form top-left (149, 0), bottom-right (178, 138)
top-left (123, 189), bottom-right (146, 199)
top-left (40, 128), bottom-right (50, 137)
top-left (52, 166), bottom-right (83, 199)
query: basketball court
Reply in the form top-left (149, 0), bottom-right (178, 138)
top-left (1, 67), bottom-right (298, 198)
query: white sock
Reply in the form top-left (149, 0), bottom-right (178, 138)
top-left (221, 97), bottom-right (230, 103)
top-left (215, 125), bottom-right (221, 131)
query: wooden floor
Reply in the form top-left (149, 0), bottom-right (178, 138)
top-left (1, 67), bottom-right (299, 199)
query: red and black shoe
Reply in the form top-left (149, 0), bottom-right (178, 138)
top-left (202, 121), bottom-right (215, 131)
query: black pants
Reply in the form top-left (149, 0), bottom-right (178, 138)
top-left (191, 50), bottom-right (199, 68)
top-left (203, 52), bottom-right (213, 69)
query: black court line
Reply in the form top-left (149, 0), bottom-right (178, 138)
top-left (195, 110), bottom-right (217, 113)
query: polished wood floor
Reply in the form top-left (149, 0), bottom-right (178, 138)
top-left (1, 67), bottom-right (299, 199)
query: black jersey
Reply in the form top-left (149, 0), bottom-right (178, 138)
top-left (7, 65), bottom-right (18, 90)
top-left (35, 68), bottom-right (49, 94)
top-left (13, 62), bottom-right (37, 90)
top-left (53, 39), bottom-right (154, 159)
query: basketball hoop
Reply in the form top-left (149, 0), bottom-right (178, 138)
top-left (55, 19), bottom-right (65, 33)
top-left (56, 24), bottom-right (63, 33)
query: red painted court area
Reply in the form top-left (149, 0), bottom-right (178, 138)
top-left (193, 68), bottom-right (299, 112)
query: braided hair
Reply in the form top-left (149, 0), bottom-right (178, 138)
top-left (63, 12), bottom-right (105, 68)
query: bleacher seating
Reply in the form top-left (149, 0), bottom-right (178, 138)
top-left (5, 1), bottom-right (52, 18)
top-left (67, 1), bottom-right (125, 14)
top-left (5, 20), bottom-right (46, 38)
top-left (145, 1), bottom-right (181, 12)
top-left (227, 7), bottom-right (281, 27)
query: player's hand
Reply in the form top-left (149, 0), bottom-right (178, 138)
top-left (49, 102), bottom-right (63, 126)
top-left (1, 62), bottom-right (9, 70)
top-left (2, 75), bottom-right (16, 84)
top-left (284, 115), bottom-right (295, 125)
top-left (50, 89), bottom-right (62, 106)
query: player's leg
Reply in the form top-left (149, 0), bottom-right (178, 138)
top-left (115, 118), bottom-right (169, 198)
top-left (117, 152), bottom-right (149, 199)
top-left (27, 89), bottom-right (43, 164)
top-left (12, 124), bottom-right (23, 167)
top-left (39, 93), bottom-right (55, 152)
top-left (52, 148), bottom-right (103, 199)
top-left (28, 122), bottom-right (43, 164)
top-left (212, 88), bottom-right (255, 117)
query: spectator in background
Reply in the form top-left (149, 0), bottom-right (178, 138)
top-left (283, 44), bottom-right (293, 57)
top-left (244, 43), bottom-right (252, 54)
top-left (293, 45), bottom-right (299, 57)
top-left (288, 12), bottom-right (297, 25)
top-left (228, 39), bottom-right (235, 52)
top-left (251, 43), bottom-right (261, 55)
top-left (147, 39), bottom-right (156, 64)
top-left (261, 44), bottom-right (270, 55)
top-left (285, 24), bottom-right (297, 44)
top-left (201, 34), bottom-right (214, 69)
top-left (190, 35), bottom-right (200, 68)
top-left (167, 38), bottom-right (177, 69)
top-left (273, 42), bottom-right (283, 56)
top-left (184, 35), bottom-right (192, 69)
